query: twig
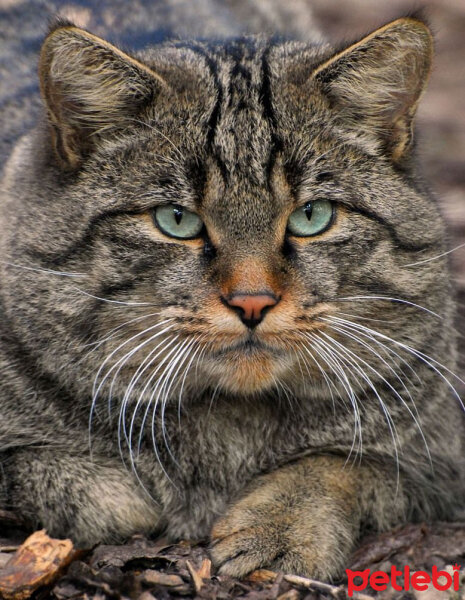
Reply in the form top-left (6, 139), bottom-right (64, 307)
top-left (186, 559), bottom-right (204, 593)
top-left (283, 574), bottom-right (373, 600)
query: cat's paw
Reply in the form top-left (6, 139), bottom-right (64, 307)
top-left (210, 495), bottom-right (347, 579)
top-left (210, 503), bottom-right (337, 579)
top-left (210, 458), bottom-right (358, 580)
top-left (210, 514), bottom-right (283, 578)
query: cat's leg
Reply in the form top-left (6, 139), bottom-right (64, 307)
top-left (210, 455), bottom-right (409, 580)
top-left (3, 449), bottom-right (160, 546)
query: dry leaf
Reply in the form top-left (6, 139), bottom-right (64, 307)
top-left (187, 560), bottom-right (204, 593)
top-left (246, 569), bottom-right (278, 583)
top-left (0, 530), bottom-right (76, 600)
top-left (140, 569), bottom-right (185, 587)
top-left (198, 558), bottom-right (212, 579)
top-left (277, 590), bottom-right (301, 600)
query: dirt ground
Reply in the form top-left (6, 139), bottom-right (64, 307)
top-left (1, 515), bottom-right (465, 600)
top-left (0, 1), bottom-right (464, 599)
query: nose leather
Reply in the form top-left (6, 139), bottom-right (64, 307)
top-left (225, 293), bottom-right (279, 328)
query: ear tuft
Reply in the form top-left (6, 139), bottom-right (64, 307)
top-left (312, 18), bottom-right (433, 163)
top-left (47, 16), bottom-right (76, 35)
top-left (39, 25), bottom-right (166, 169)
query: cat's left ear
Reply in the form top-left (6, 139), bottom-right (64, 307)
top-left (312, 17), bottom-right (433, 163)
top-left (39, 21), bottom-right (167, 169)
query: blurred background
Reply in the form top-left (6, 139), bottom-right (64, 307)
top-left (1, 0), bottom-right (464, 343)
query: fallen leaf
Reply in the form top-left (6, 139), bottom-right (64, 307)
top-left (198, 558), bottom-right (212, 579)
top-left (187, 559), bottom-right (204, 593)
top-left (0, 530), bottom-right (77, 600)
top-left (90, 540), bottom-right (173, 570)
top-left (277, 590), bottom-right (301, 600)
top-left (0, 553), bottom-right (12, 569)
top-left (138, 592), bottom-right (158, 600)
top-left (140, 569), bottom-right (185, 587)
top-left (246, 569), bottom-right (278, 583)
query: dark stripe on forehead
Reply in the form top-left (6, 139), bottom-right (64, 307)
top-left (183, 42), bottom-right (222, 149)
top-left (179, 41), bottom-right (228, 183)
top-left (260, 43), bottom-right (277, 130)
top-left (261, 43), bottom-right (284, 192)
top-left (229, 42), bottom-right (252, 93)
top-left (221, 41), bottom-right (277, 190)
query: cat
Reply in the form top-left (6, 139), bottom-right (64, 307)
top-left (0, 0), bottom-right (464, 581)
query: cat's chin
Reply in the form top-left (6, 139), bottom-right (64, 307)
top-left (201, 346), bottom-right (297, 395)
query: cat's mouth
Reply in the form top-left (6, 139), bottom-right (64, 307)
top-left (197, 333), bottom-right (300, 395)
top-left (208, 335), bottom-right (285, 358)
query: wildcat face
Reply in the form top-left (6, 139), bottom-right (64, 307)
top-left (0, 20), bottom-right (450, 408)
top-left (1, 13), bottom-right (463, 575)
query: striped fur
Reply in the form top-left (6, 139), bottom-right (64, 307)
top-left (0, 2), bottom-right (463, 580)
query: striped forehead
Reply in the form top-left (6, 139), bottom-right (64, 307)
top-left (201, 40), bottom-right (281, 231)
top-left (211, 40), bottom-right (273, 174)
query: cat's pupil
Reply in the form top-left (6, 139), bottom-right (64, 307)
top-left (304, 203), bottom-right (313, 221)
top-left (174, 206), bottom-right (183, 225)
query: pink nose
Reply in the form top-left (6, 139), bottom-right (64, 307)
top-left (225, 293), bottom-right (279, 328)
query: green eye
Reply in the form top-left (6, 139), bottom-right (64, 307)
top-left (153, 204), bottom-right (204, 239)
top-left (287, 199), bottom-right (334, 237)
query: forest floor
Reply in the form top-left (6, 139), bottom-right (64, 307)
top-left (1, 512), bottom-right (465, 600)
top-left (1, 1), bottom-right (464, 599)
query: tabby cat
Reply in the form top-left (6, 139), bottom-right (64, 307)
top-left (0, 0), bottom-right (464, 581)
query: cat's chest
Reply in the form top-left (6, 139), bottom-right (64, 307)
top-left (161, 396), bottom-right (341, 491)
top-left (146, 397), bottom-right (343, 538)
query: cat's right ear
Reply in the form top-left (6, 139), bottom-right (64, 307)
top-left (39, 21), bottom-right (167, 169)
top-left (310, 17), bottom-right (433, 164)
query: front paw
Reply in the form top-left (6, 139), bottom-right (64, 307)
top-left (211, 502), bottom-right (334, 580)
top-left (210, 459), bottom-right (358, 580)
top-left (211, 503), bottom-right (351, 580)
top-left (211, 508), bottom-right (286, 578)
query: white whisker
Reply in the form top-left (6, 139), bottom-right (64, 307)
top-left (88, 319), bottom-right (173, 454)
top-left (405, 242), bottom-right (465, 267)
top-left (1, 260), bottom-right (85, 278)
top-left (306, 333), bottom-right (363, 465)
top-left (105, 323), bottom-right (176, 420)
top-left (125, 335), bottom-right (181, 458)
top-left (72, 286), bottom-right (153, 306)
top-left (123, 335), bottom-right (180, 461)
top-left (328, 316), bottom-right (465, 411)
top-left (83, 312), bottom-right (162, 350)
top-left (124, 338), bottom-right (185, 490)
top-left (325, 320), bottom-right (432, 468)
top-left (329, 317), bottom-right (422, 386)
top-left (177, 336), bottom-right (207, 425)
top-left (336, 295), bottom-right (442, 319)
top-left (296, 339), bottom-right (337, 417)
top-left (315, 331), bottom-right (401, 484)
top-left (159, 337), bottom-right (199, 467)
top-left (207, 381), bottom-right (221, 419)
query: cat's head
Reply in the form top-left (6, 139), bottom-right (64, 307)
top-left (0, 17), bottom-right (453, 405)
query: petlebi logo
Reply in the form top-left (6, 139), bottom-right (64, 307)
top-left (346, 564), bottom-right (461, 597)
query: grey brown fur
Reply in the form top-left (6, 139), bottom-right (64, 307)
top-left (0, 0), bottom-right (464, 581)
